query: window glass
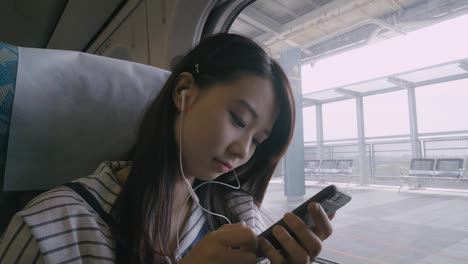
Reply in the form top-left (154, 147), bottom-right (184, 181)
top-left (364, 90), bottom-right (409, 137)
top-left (303, 106), bottom-right (317, 142)
top-left (417, 82), bottom-right (468, 134)
top-left (231, 1), bottom-right (468, 263)
top-left (322, 99), bottom-right (357, 140)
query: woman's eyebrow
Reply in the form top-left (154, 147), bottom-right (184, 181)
top-left (234, 99), bottom-right (258, 119)
top-left (233, 99), bottom-right (271, 137)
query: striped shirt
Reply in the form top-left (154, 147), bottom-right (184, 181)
top-left (0, 161), bottom-right (266, 263)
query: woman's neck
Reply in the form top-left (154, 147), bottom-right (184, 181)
top-left (173, 176), bottom-right (195, 209)
top-left (113, 165), bottom-right (198, 259)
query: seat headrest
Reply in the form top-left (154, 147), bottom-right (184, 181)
top-left (0, 43), bottom-right (18, 191)
top-left (2, 45), bottom-right (170, 191)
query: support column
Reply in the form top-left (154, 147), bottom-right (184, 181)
top-left (280, 48), bottom-right (305, 202)
top-left (387, 78), bottom-right (420, 158)
top-left (316, 104), bottom-right (324, 161)
top-left (407, 87), bottom-right (421, 158)
top-left (356, 96), bottom-right (368, 185)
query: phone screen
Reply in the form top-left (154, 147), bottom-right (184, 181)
top-left (257, 185), bottom-right (351, 259)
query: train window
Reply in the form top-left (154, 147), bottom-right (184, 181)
top-left (230, 1), bottom-right (468, 263)
top-left (365, 90), bottom-right (409, 137)
top-left (322, 100), bottom-right (357, 141)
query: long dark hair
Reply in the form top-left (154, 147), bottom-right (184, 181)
top-left (112, 33), bottom-right (295, 263)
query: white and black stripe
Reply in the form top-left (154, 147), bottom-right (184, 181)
top-left (1, 161), bottom-right (266, 263)
top-left (0, 162), bottom-right (122, 263)
top-left (0, 214), bottom-right (44, 263)
top-left (226, 192), bottom-right (266, 235)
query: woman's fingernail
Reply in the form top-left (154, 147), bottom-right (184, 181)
top-left (284, 212), bottom-right (296, 224)
top-left (273, 225), bottom-right (283, 236)
top-left (315, 203), bottom-right (321, 211)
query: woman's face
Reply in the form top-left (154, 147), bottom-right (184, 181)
top-left (175, 74), bottom-right (278, 181)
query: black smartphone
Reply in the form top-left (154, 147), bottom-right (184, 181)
top-left (257, 185), bottom-right (351, 260)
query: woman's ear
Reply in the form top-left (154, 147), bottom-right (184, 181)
top-left (173, 72), bottom-right (199, 112)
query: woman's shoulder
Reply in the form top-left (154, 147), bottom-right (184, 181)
top-left (21, 160), bottom-right (127, 220)
top-left (18, 184), bottom-right (104, 227)
top-left (0, 161), bottom-right (129, 263)
top-left (15, 180), bottom-right (115, 244)
top-left (0, 185), bottom-right (116, 263)
top-left (225, 190), bottom-right (266, 234)
top-left (225, 189), bottom-right (253, 203)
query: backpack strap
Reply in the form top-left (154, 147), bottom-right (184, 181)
top-left (64, 182), bottom-right (114, 226)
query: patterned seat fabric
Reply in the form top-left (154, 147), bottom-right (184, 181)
top-left (0, 43), bottom-right (18, 188)
top-left (0, 42), bottom-right (22, 235)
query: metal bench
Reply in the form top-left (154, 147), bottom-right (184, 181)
top-left (304, 159), bottom-right (320, 177)
top-left (399, 158), bottom-right (435, 191)
top-left (316, 159), bottom-right (353, 186)
top-left (399, 158), bottom-right (465, 192)
top-left (433, 158), bottom-right (464, 181)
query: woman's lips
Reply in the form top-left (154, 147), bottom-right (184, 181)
top-left (214, 158), bottom-right (232, 173)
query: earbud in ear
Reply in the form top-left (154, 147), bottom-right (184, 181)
top-left (180, 89), bottom-right (187, 112)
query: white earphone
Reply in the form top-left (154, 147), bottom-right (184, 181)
top-left (180, 89), bottom-right (187, 112)
top-left (179, 89), bottom-right (199, 203)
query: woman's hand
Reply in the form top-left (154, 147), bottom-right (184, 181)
top-left (259, 202), bottom-right (334, 263)
top-left (179, 222), bottom-right (258, 264)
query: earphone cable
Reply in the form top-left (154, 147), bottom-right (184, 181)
top-left (175, 91), bottom-right (242, 260)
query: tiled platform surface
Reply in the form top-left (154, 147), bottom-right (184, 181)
top-left (261, 180), bottom-right (468, 264)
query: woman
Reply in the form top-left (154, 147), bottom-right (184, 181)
top-left (0, 33), bottom-right (333, 264)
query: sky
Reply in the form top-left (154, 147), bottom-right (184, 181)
top-left (301, 12), bottom-right (468, 142)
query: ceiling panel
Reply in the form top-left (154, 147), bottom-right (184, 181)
top-left (300, 58), bottom-right (468, 104)
top-left (303, 89), bottom-right (349, 101)
top-left (230, 18), bottom-right (265, 38)
top-left (238, 0), bottom-right (468, 63)
top-left (0, 0), bottom-right (68, 47)
top-left (343, 79), bottom-right (397, 93)
top-left (396, 64), bottom-right (467, 83)
top-left (250, 0), bottom-right (295, 24)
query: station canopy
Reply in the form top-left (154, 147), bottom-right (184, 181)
top-left (302, 57), bottom-right (468, 106)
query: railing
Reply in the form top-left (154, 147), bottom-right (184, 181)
top-left (302, 130), bottom-right (468, 180)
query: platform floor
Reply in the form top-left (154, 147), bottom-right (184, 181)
top-left (261, 180), bottom-right (468, 264)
